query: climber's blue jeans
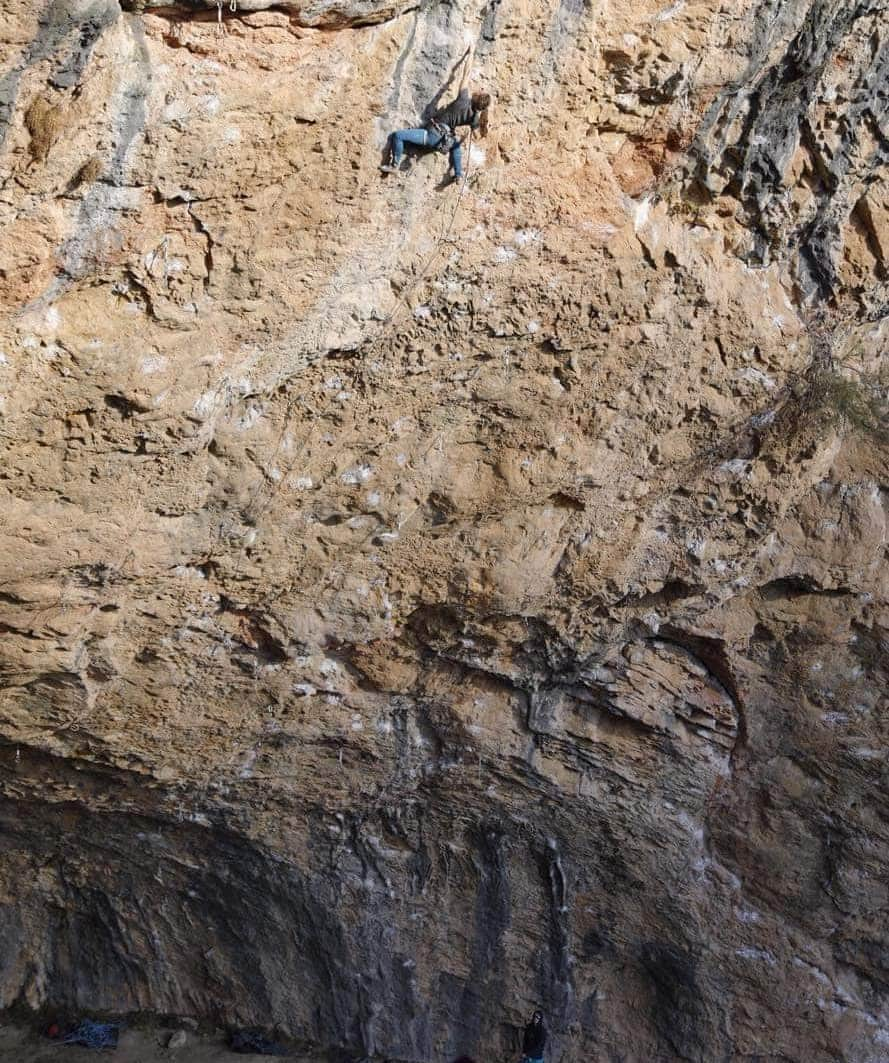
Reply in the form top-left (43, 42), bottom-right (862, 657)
top-left (390, 127), bottom-right (463, 177)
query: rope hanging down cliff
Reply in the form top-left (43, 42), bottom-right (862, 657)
top-left (203, 47), bottom-right (490, 572)
top-left (232, 55), bottom-right (493, 527)
top-left (204, 128), bottom-right (479, 579)
top-left (372, 46), bottom-right (491, 332)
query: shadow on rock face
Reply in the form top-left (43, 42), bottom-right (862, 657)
top-left (639, 941), bottom-right (714, 1063)
top-left (0, 770), bottom-right (362, 1052)
top-left (119, 0), bottom-right (418, 29)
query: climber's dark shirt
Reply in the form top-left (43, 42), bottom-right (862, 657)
top-left (522, 1021), bottom-right (547, 1056)
top-left (433, 89), bottom-right (479, 130)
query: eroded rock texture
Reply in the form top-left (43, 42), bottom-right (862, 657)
top-left (0, 0), bottom-right (887, 1060)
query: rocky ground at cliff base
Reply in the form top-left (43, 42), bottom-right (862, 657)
top-left (0, 1023), bottom-right (327, 1061)
top-left (1, 0), bottom-right (887, 1061)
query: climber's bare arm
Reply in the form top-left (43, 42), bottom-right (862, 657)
top-left (458, 52), bottom-right (472, 94)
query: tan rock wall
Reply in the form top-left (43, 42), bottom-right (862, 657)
top-left (0, 0), bottom-right (887, 1059)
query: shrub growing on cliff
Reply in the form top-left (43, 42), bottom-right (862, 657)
top-left (24, 96), bottom-right (65, 162)
top-left (776, 311), bottom-right (889, 448)
top-left (802, 367), bottom-right (889, 446)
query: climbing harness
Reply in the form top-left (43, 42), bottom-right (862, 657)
top-left (427, 119), bottom-right (458, 155)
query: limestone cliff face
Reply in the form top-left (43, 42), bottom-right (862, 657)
top-left (0, 1), bottom-right (887, 1060)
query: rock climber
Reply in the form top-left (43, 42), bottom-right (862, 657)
top-left (380, 52), bottom-right (490, 184)
top-left (521, 1010), bottom-right (547, 1063)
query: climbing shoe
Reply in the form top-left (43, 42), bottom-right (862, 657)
top-left (379, 163), bottom-right (400, 174)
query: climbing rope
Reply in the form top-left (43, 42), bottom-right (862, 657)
top-left (220, 126), bottom-right (481, 559)
top-left (376, 126), bottom-right (477, 336)
top-left (145, 60), bottom-right (482, 602)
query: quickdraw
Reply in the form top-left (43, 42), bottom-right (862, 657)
top-left (217, 0), bottom-right (236, 33)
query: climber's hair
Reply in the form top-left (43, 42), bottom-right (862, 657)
top-left (472, 92), bottom-right (491, 137)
